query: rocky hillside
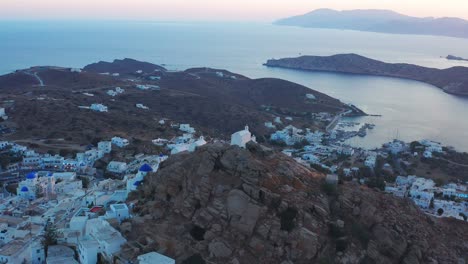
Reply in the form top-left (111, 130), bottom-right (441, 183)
top-left (120, 143), bottom-right (468, 264)
top-left (83, 58), bottom-right (166, 75)
top-left (265, 54), bottom-right (468, 96)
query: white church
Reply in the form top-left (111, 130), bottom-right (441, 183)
top-left (231, 126), bottom-right (256, 148)
top-left (17, 172), bottom-right (56, 200)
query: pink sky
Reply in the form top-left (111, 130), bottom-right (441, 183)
top-left (2, 0), bottom-right (468, 21)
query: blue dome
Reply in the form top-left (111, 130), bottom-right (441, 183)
top-left (47, 172), bottom-right (53, 177)
top-left (26, 172), bottom-right (37, 179)
top-left (20, 186), bottom-right (29, 192)
top-left (139, 164), bottom-right (153, 172)
top-left (133, 181), bottom-right (141, 186)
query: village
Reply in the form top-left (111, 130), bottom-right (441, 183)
top-left (0, 70), bottom-right (467, 263)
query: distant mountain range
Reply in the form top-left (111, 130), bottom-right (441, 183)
top-left (275, 9), bottom-right (468, 39)
top-left (265, 54), bottom-right (468, 96)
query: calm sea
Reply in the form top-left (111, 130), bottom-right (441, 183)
top-left (2, 21), bottom-right (468, 150)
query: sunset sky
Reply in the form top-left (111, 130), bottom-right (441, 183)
top-left (2, 0), bottom-right (468, 21)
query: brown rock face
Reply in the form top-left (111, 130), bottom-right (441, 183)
top-left (122, 143), bottom-right (468, 264)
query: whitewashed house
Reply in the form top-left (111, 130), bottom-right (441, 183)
top-left (107, 90), bottom-right (117, 97)
top-left (189, 136), bottom-right (207, 152)
top-left (79, 218), bottom-right (126, 262)
top-left (107, 161), bottom-right (128, 174)
top-left (179, 124), bottom-right (195, 134)
top-left (98, 141), bottom-right (112, 154)
top-left (0, 108), bottom-right (7, 120)
top-left (111, 137), bottom-right (129, 148)
top-left (231, 126), bottom-right (256, 148)
top-left (90, 104), bottom-right (108, 112)
top-left (302, 153), bottom-right (320, 164)
top-left (264, 122), bottom-right (276, 129)
top-left (106, 203), bottom-right (130, 222)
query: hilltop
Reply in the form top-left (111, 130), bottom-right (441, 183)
top-left (275, 9), bottom-right (468, 39)
top-left (265, 54), bottom-right (468, 96)
top-left (0, 59), bottom-right (359, 153)
top-left (118, 143), bottom-right (468, 263)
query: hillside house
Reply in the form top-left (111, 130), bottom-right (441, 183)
top-left (179, 124), bottom-right (195, 134)
top-left (98, 141), bottom-right (112, 154)
top-left (107, 161), bottom-right (128, 174)
top-left (90, 104), bottom-right (108, 112)
top-left (111, 137), bottom-right (129, 148)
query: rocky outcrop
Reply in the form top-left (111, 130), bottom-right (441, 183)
top-left (121, 143), bottom-right (468, 263)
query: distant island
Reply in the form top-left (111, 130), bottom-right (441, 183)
top-left (265, 54), bottom-right (468, 96)
top-left (447, 55), bottom-right (468, 62)
top-left (275, 9), bottom-right (468, 39)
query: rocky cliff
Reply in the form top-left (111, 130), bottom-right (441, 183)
top-left (119, 143), bottom-right (468, 264)
top-left (265, 54), bottom-right (468, 96)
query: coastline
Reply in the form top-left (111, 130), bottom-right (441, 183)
top-left (264, 56), bottom-right (468, 97)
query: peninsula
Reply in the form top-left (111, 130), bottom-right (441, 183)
top-left (275, 9), bottom-right (468, 39)
top-left (265, 54), bottom-right (468, 96)
top-left (447, 55), bottom-right (468, 62)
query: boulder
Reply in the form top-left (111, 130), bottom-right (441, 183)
top-left (209, 240), bottom-right (233, 258)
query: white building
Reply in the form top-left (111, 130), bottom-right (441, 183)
top-left (231, 126), bottom-right (256, 148)
top-left (302, 153), bottom-right (320, 164)
top-left (79, 218), bottom-right (126, 262)
top-left (90, 104), bottom-right (108, 112)
top-left (136, 84), bottom-right (160, 90)
top-left (98, 141), bottom-right (112, 154)
top-left (364, 153), bottom-right (377, 168)
top-left (152, 138), bottom-right (169, 146)
top-left (423, 150), bottom-right (433, 158)
top-left (189, 136), bottom-right (207, 152)
top-left (17, 172), bottom-right (39, 200)
top-left (179, 124), bottom-right (195, 134)
top-left (306, 94), bottom-right (316, 100)
top-left (265, 122), bottom-right (276, 129)
top-left (0, 108), bottom-right (7, 120)
top-left (107, 161), bottom-right (128, 174)
top-left (106, 203), bottom-right (130, 222)
top-left (78, 239), bottom-right (100, 264)
top-left (106, 90), bottom-right (117, 97)
top-left (385, 140), bottom-right (406, 155)
top-left (111, 137), bottom-right (129, 148)
top-left (170, 144), bottom-right (190, 155)
top-left (338, 146), bottom-right (354, 156)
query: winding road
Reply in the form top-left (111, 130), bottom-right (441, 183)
top-left (24, 71), bottom-right (45, 86)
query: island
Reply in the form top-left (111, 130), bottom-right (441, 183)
top-left (275, 8), bottom-right (468, 39)
top-left (265, 54), bottom-right (468, 96)
top-left (447, 55), bottom-right (468, 62)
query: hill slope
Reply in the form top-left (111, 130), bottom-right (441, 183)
top-left (119, 143), bottom-right (468, 263)
top-left (0, 59), bottom-right (357, 152)
top-left (276, 9), bottom-right (468, 39)
top-left (265, 54), bottom-right (468, 96)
